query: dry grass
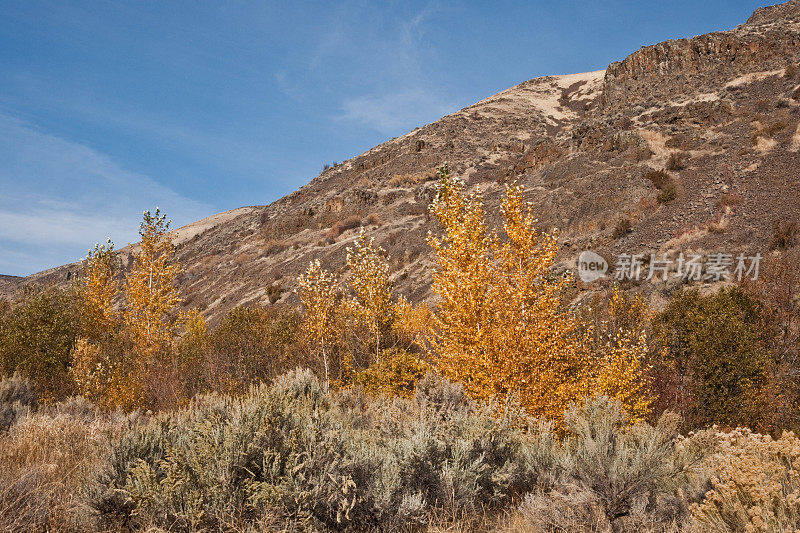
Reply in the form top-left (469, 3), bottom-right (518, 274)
top-left (665, 151), bottom-right (686, 171)
top-left (613, 217), bottom-right (633, 239)
top-left (771, 220), bottom-right (799, 250)
top-left (0, 409), bottom-right (108, 532)
top-left (645, 170), bottom-right (678, 204)
top-left (388, 172), bottom-right (429, 187)
top-left (263, 239), bottom-right (292, 255)
top-left (325, 215), bottom-right (363, 242)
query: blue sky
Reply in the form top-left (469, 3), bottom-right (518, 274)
top-left (0, 0), bottom-right (769, 276)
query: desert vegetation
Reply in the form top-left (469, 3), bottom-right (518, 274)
top-left (2, 167), bottom-right (800, 531)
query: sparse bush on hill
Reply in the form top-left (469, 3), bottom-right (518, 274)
top-left (263, 238), bottom-right (291, 255)
top-left (646, 169), bottom-right (677, 204)
top-left (325, 214), bottom-right (363, 242)
top-left (666, 151), bottom-right (686, 171)
top-left (613, 216), bottom-right (633, 238)
top-left (771, 219), bottom-right (798, 249)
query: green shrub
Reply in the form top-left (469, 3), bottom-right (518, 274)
top-left (652, 287), bottom-right (775, 430)
top-left (0, 288), bottom-right (82, 401)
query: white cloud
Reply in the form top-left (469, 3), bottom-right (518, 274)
top-left (0, 113), bottom-right (212, 276)
top-left (340, 88), bottom-right (457, 134)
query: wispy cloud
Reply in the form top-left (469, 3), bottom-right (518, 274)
top-left (340, 88), bottom-right (456, 133)
top-left (0, 113), bottom-right (212, 276)
top-left (331, 2), bottom-right (461, 134)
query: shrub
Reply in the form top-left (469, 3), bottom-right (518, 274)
top-left (90, 370), bottom-right (542, 531)
top-left (645, 169), bottom-right (677, 204)
top-left (652, 287), bottom-right (775, 431)
top-left (613, 217), bottom-right (633, 239)
top-left (517, 397), bottom-right (715, 532)
top-left (666, 151), bottom-right (686, 171)
top-left (0, 289), bottom-right (82, 401)
top-left (353, 348), bottom-right (430, 398)
top-left (199, 306), bottom-right (303, 395)
top-left (771, 219), bottom-right (798, 250)
top-left (325, 215), bottom-right (363, 242)
top-left (0, 373), bottom-right (37, 432)
top-left (266, 282), bottom-right (282, 304)
top-left (263, 239), bottom-right (291, 255)
top-left (690, 427), bottom-right (800, 531)
top-left (362, 212), bottom-right (382, 227)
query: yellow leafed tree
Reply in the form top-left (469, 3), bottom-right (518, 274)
top-left (80, 239), bottom-right (119, 337)
top-left (297, 259), bottom-right (338, 384)
top-left (125, 208), bottom-right (182, 356)
top-left (429, 165), bottom-right (651, 422)
top-left (345, 229), bottom-right (393, 363)
top-left (71, 239), bottom-right (123, 405)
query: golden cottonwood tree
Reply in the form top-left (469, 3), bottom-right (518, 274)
top-left (125, 208), bottom-right (182, 355)
top-left (428, 166), bottom-right (650, 421)
top-left (80, 239), bottom-right (119, 337)
top-left (345, 229), bottom-right (393, 362)
top-left (297, 259), bottom-right (338, 384)
top-left (71, 239), bottom-right (123, 406)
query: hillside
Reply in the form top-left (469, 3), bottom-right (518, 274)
top-left (4, 0), bottom-right (800, 322)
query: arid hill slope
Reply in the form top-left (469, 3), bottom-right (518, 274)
top-left (4, 0), bottom-right (800, 321)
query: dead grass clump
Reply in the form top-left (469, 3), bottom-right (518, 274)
top-left (752, 120), bottom-right (789, 145)
top-left (264, 239), bottom-right (291, 255)
top-left (645, 170), bottom-right (677, 204)
top-left (0, 373), bottom-right (37, 432)
top-left (362, 212), bottom-right (383, 227)
top-left (0, 409), bottom-right (106, 531)
top-left (388, 172), bottom-right (428, 187)
top-left (266, 282), bottom-right (282, 304)
top-left (613, 217), bottom-right (633, 239)
top-left (325, 215), bottom-right (363, 242)
top-left (716, 192), bottom-right (742, 209)
top-left (665, 151), bottom-right (686, 171)
top-left (707, 217), bottom-right (728, 234)
top-left (771, 220), bottom-right (799, 250)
